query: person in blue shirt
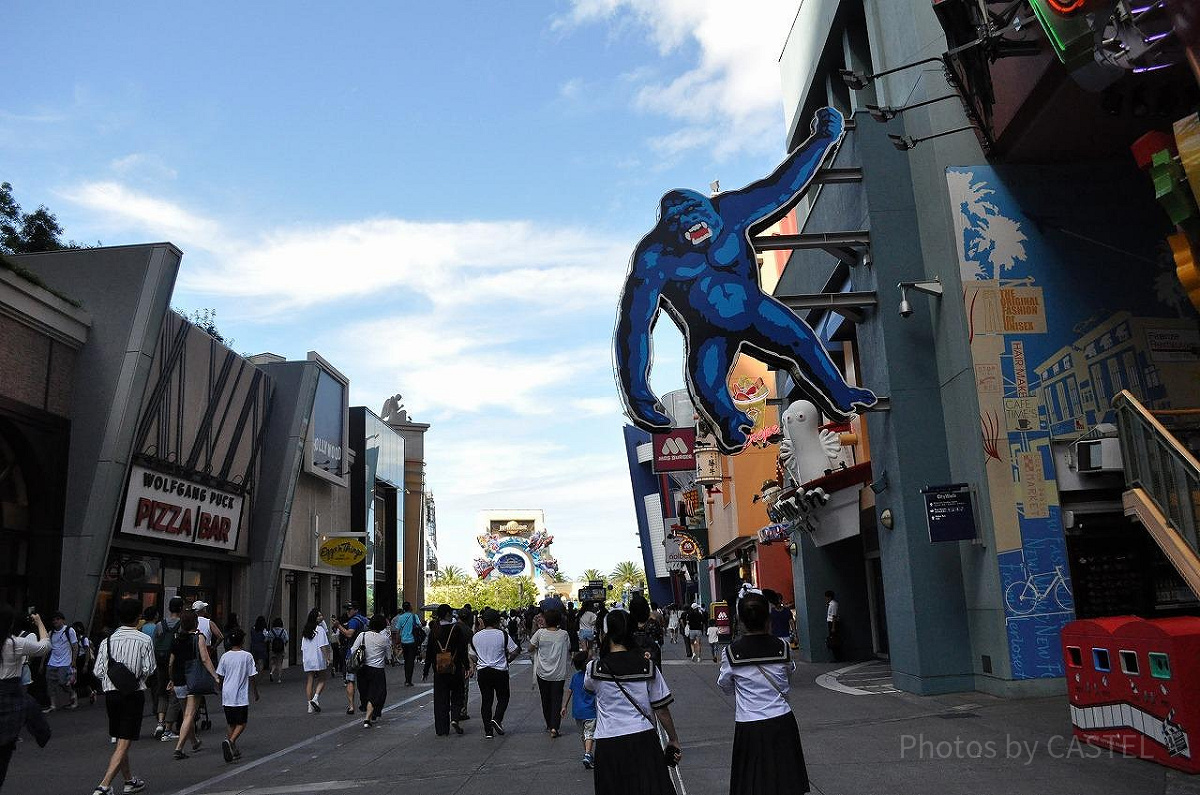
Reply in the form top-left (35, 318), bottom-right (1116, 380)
top-left (331, 603), bottom-right (368, 714)
top-left (561, 651), bottom-right (598, 769)
top-left (391, 603), bottom-right (422, 687)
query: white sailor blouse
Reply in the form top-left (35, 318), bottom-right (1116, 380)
top-left (584, 650), bottom-right (673, 739)
top-left (716, 634), bottom-right (795, 722)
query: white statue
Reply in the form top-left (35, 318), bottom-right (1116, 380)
top-left (779, 399), bottom-right (842, 486)
top-left (380, 393), bottom-right (408, 423)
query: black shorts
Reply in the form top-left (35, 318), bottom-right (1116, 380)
top-left (224, 705), bottom-right (249, 726)
top-left (105, 690), bottom-right (146, 741)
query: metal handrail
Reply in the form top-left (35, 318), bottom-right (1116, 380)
top-left (1112, 390), bottom-right (1200, 553)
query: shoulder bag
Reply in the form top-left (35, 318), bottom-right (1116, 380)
top-left (347, 635), bottom-right (367, 673)
top-left (611, 677), bottom-right (680, 768)
top-left (104, 636), bottom-right (141, 696)
top-left (184, 634), bottom-right (216, 695)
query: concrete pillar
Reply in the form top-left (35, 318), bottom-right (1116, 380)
top-left (852, 110), bottom-right (974, 694)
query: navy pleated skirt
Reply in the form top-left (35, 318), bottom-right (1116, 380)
top-left (594, 728), bottom-right (677, 795)
top-left (730, 712), bottom-right (809, 795)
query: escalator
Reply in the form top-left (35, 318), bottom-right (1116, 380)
top-left (1113, 390), bottom-right (1200, 600)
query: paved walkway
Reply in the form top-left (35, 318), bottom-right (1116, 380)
top-left (6, 639), bottom-right (1199, 795)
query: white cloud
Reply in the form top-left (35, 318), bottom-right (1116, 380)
top-left (110, 153), bottom-right (178, 181)
top-left (57, 181), bottom-right (220, 250)
top-left (560, 78), bottom-right (585, 99)
top-left (559, 0), bottom-right (797, 158)
top-left (56, 179), bottom-right (651, 577)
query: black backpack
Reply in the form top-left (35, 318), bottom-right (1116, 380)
top-left (269, 629), bottom-right (286, 654)
top-left (632, 626), bottom-right (663, 670)
top-left (153, 619), bottom-right (177, 659)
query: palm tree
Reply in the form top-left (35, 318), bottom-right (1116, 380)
top-left (581, 568), bottom-right (607, 584)
top-left (610, 561), bottom-right (645, 593)
top-left (434, 565), bottom-right (468, 585)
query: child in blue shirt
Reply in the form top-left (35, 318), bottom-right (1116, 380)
top-left (561, 651), bottom-right (597, 768)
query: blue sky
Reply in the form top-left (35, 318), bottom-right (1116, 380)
top-left (4, 1), bottom-right (799, 577)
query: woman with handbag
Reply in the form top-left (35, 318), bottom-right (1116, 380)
top-left (0, 605), bottom-right (50, 789)
top-left (300, 609), bottom-right (332, 714)
top-left (584, 610), bottom-right (681, 795)
top-left (168, 610), bottom-right (218, 761)
top-left (716, 591), bottom-right (807, 795)
top-left (426, 604), bottom-right (468, 736)
top-left (349, 614), bottom-right (391, 727)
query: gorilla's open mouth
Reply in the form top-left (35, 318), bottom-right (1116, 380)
top-left (686, 222), bottom-right (711, 244)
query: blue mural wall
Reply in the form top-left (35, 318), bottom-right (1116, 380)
top-left (947, 162), bottom-right (1199, 679)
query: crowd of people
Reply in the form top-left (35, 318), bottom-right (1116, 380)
top-left (1, 587), bottom-right (809, 795)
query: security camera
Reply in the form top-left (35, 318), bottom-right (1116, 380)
top-left (897, 278), bottom-right (942, 319)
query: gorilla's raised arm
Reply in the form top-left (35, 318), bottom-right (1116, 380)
top-left (717, 107), bottom-right (845, 230)
top-left (614, 249), bottom-right (673, 430)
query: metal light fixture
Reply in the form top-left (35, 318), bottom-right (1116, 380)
top-left (897, 278), bottom-right (944, 318)
top-left (866, 94), bottom-right (963, 123)
top-left (889, 125), bottom-right (982, 151)
top-left (839, 57), bottom-right (946, 91)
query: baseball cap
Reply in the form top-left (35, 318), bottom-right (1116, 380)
top-left (691, 602), bottom-right (700, 609)
top-left (192, 600), bottom-right (209, 611)
top-left (342, 601), bottom-right (357, 610)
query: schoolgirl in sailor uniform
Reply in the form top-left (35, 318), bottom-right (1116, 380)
top-left (584, 610), bottom-right (681, 795)
top-left (717, 592), bottom-right (809, 795)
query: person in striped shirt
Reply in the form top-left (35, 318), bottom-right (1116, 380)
top-left (91, 598), bottom-right (157, 795)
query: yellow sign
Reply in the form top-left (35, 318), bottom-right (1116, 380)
top-left (318, 538), bottom-right (366, 568)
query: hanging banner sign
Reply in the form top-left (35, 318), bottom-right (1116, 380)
top-left (120, 464), bottom-right (243, 551)
top-left (319, 538), bottom-right (367, 567)
top-left (652, 428), bottom-right (697, 473)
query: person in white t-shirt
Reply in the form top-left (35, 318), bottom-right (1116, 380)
top-left (192, 601), bottom-right (224, 655)
top-left (468, 608), bottom-right (518, 738)
top-left (215, 629), bottom-right (258, 763)
top-left (300, 609), bottom-right (332, 713)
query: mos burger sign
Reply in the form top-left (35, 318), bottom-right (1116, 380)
top-left (651, 428), bottom-right (696, 473)
top-left (120, 464), bottom-right (244, 551)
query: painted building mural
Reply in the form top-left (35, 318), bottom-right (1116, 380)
top-left (948, 164), bottom-right (1200, 680)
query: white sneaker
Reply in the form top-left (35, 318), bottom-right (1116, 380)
top-left (307, 702), bottom-right (314, 714)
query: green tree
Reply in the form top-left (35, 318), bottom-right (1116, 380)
top-left (581, 568), bottom-right (607, 584)
top-left (610, 561), bottom-right (645, 593)
top-left (432, 565), bottom-right (468, 585)
top-left (0, 182), bottom-right (88, 254)
top-left (427, 574), bottom-right (538, 612)
top-left (173, 306), bottom-right (234, 347)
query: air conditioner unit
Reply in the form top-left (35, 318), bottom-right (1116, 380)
top-left (1075, 437), bottom-right (1123, 473)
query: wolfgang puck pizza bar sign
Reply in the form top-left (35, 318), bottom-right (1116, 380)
top-left (119, 464), bottom-right (244, 551)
